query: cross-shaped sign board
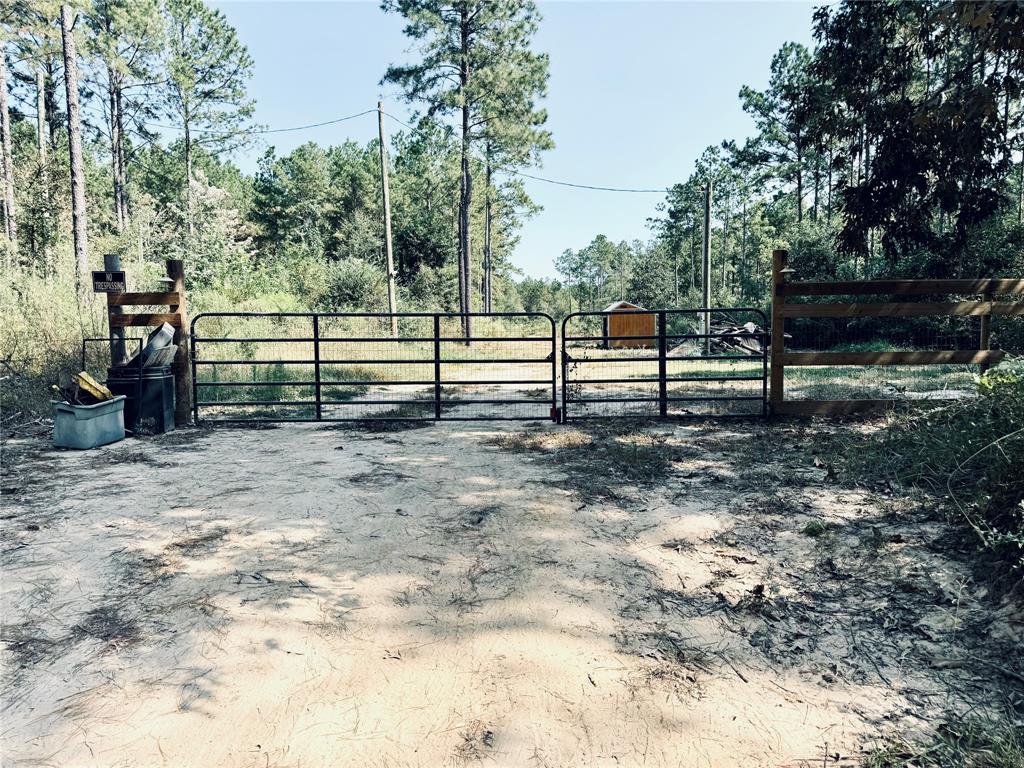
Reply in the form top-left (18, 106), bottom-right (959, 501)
top-left (92, 271), bottom-right (126, 293)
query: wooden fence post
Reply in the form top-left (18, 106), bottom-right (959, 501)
top-left (979, 288), bottom-right (992, 375)
top-left (166, 259), bottom-right (192, 426)
top-left (104, 253), bottom-right (127, 366)
top-left (770, 249), bottom-right (788, 414)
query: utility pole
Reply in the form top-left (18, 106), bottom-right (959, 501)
top-left (377, 101), bottom-right (398, 337)
top-left (702, 180), bottom-right (712, 355)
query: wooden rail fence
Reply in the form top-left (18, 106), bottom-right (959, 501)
top-left (770, 249), bottom-right (1024, 416)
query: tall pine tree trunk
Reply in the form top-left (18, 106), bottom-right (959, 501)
top-left (721, 204), bottom-right (729, 295)
top-left (740, 199), bottom-right (748, 301)
top-left (483, 156), bottom-right (492, 313)
top-left (115, 86), bottom-right (128, 224)
top-left (689, 223), bottom-right (696, 290)
top-left (0, 49), bottom-right (17, 254)
top-left (36, 70), bottom-right (47, 164)
top-left (458, 9), bottom-right (473, 339)
top-left (61, 5), bottom-right (89, 295)
top-left (673, 245), bottom-right (678, 306)
top-left (45, 59), bottom-right (60, 150)
top-left (795, 143), bottom-right (804, 224)
top-left (184, 119), bottom-right (194, 237)
top-left (826, 143), bottom-right (833, 224)
top-left (812, 151), bottom-right (820, 221)
top-left (179, 20), bottom-right (194, 239)
top-left (37, 68), bottom-right (52, 278)
top-left (108, 67), bottom-right (126, 232)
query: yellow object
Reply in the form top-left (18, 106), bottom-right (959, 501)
top-left (74, 372), bottom-right (114, 401)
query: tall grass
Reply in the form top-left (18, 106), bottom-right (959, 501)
top-left (1, 273), bottom-right (107, 425)
top-left (0, 272), bottom-right (318, 425)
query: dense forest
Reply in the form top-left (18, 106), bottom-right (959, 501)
top-left (1, 1), bottom-right (1023, 333)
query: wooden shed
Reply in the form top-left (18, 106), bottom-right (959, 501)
top-left (602, 301), bottom-right (656, 348)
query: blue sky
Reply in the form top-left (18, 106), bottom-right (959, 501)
top-left (212, 1), bottom-right (816, 279)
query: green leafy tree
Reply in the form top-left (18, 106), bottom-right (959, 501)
top-left (390, 119), bottom-right (460, 280)
top-left (812, 1), bottom-right (1024, 270)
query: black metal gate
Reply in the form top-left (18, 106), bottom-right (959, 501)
top-left (561, 308), bottom-right (768, 421)
top-left (190, 312), bottom-right (557, 424)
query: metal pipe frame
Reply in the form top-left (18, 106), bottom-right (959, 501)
top-left (560, 307), bottom-right (769, 422)
top-left (191, 311), bottom-right (558, 425)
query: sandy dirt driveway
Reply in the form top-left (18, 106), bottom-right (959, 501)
top-left (1, 419), bottom-right (1020, 767)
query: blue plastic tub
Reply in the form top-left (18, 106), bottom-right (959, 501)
top-left (52, 396), bottom-right (126, 449)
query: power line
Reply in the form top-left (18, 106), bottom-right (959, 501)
top-left (146, 108), bottom-right (378, 135)
top-left (18, 93), bottom-right (675, 194)
top-left (255, 108), bottom-right (378, 134)
top-left (507, 170), bottom-right (667, 194)
top-left (379, 109), bottom-right (669, 194)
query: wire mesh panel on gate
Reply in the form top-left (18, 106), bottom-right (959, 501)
top-left (190, 312), bottom-right (557, 423)
top-left (561, 308), bottom-right (768, 420)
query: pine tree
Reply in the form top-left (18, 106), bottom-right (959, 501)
top-left (86, 0), bottom-right (164, 232)
top-left (60, 3), bottom-right (89, 295)
top-left (3, 1), bottom-right (64, 275)
top-left (0, 40), bottom-right (17, 253)
top-left (738, 42), bottom-right (814, 224)
top-left (382, 0), bottom-right (551, 334)
top-left (473, 7), bottom-right (551, 311)
top-left (162, 0), bottom-right (253, 237)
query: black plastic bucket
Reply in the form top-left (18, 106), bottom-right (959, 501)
top-left (107, 365), bottom-right (176, 434)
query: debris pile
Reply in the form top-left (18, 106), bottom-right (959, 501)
top-left (667, 318), bottom-right (778, 358)
top-left (709, 321), bottom-right (764, 356)
top-left (52, 372), bottom-right (115, 406)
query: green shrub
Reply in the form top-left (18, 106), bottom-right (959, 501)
top-left (854, 358), bottom-right (1024, 577)
top-left (316, 258), bottom-right (387, 312)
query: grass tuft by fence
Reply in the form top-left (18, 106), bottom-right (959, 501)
top-left (852, 360), bottom-right (1024, 579)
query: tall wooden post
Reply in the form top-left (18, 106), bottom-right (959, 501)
top-left (377, 102), bottom-right (398, 337)
top-left (770, 249), bottom-right (788, 414)
top-left (702, 181), bottom-right (713, 355)
top-left (104, 253), bottom-right (126, 365)
top-left (167, 259), bottom-right (192, 426)
top-left (979, 288), bottom-right (993, 375)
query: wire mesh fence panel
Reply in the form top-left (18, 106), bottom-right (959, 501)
top-left (782, 303), bottom-right (1023, 403)
top-left (190, 313), bottom-right (556, 423)
top-left (991, 294), bottom-right (1024, 355)
top-left (561, 308), bottom-right (768, 420)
